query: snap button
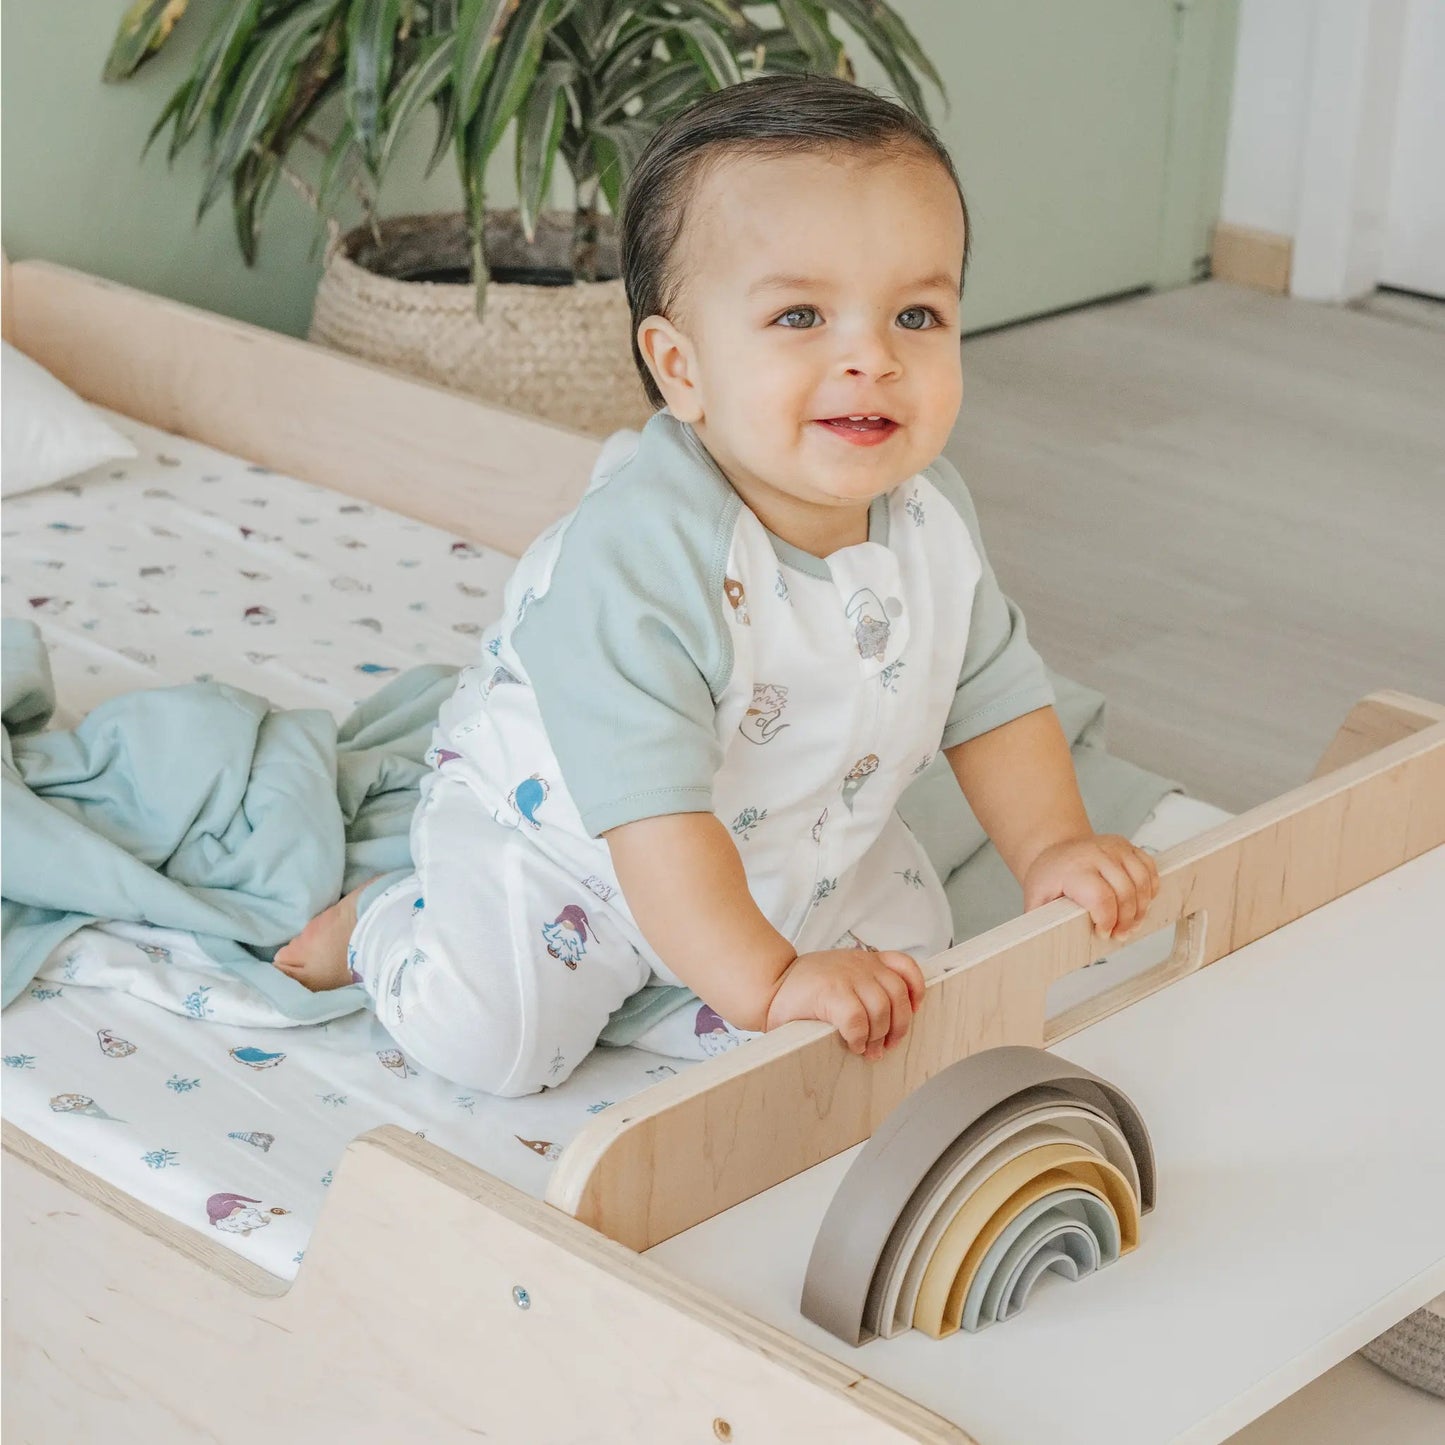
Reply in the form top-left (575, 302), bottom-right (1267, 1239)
top-left (885, 596), bottom-right (903, 618)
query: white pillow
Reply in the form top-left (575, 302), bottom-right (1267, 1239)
top-left (2, 341), bottom-right (138, 497)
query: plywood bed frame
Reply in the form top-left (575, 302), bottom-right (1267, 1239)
top-left (3, 257), bottom-right (1443, 1444)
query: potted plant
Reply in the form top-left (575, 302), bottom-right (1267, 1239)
top-left (106, 0), bottom-right (943, 435)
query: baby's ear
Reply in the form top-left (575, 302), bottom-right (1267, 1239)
top-left (636, 313), bottom-right (703, 423)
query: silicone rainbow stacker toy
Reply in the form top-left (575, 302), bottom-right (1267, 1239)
top-left (800, 1044), bottom-right (1156, 1345)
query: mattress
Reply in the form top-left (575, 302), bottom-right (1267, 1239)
top-left (1, 410), bottom-right (1233, 1280)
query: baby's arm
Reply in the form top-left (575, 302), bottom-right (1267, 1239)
top-left (944, 706), bottom-right (1159, 938)
top-left (604, 813), bottom-right (792, 1027)
top-left (604, 813), bottom-right (925, 1057)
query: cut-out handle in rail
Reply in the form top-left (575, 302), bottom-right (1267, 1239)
top-left (1044, 909), bottom-right (1209, 1045)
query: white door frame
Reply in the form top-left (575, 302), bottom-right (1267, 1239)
top-left (1379, 0), bottom-right (1445, 294)
top-left (1220, 0), bottom-right (1439, 303)
top-left (1290, 0), bottom-right (1409, 301)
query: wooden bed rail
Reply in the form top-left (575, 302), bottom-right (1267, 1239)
top-left (1308, 689), bottom-right (1445, 776)
top-left (4, 1123), bottom-right (967, 1444)
top-left (3, 257), bottom-right (600, 558)
top-left (547, 692), bottom-right (1445, 1251)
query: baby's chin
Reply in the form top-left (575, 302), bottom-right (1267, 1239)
top-left (783, 471), bottom-right (909, 514)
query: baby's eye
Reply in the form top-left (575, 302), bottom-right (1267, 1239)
top-left (775, 306), bottom-right (820, 328)
top-left (897, 306), bottom-right (941, 331)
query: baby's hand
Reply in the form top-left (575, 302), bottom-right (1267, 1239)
top-left (765, 948), bottom-right (926, 1060)
top-left (1022, 833), bottom-right (1160, 940)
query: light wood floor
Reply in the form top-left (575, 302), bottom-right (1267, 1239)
top-left (947, 279), bottom-right (1445, 811)
top-left (1227, 1351), bottom-right (1445, 1444)
top-left (951, 280), bottom-right (1445, 1430)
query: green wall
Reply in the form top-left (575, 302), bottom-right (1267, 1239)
top-left (1, 1), bottom-right (1237, 340)
top-left (2, 0), bottom-right (495, 336)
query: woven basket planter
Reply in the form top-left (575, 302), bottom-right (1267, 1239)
top-left (1359, 1299), bottom-right (1445, 1398)
top-left (308, 210), bottom-right (654, 438)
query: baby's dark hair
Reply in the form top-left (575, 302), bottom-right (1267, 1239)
top-left (619, 73), bottom-right (971, 410)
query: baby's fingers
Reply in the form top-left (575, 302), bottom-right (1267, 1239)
top-left (1118, 848), bottom-right (1159, 925)
top-left (826, 980), bottom-right (900, 1060)
top-left (829, 995), bottom-right (871, 1054)
top-left (880, 950), bottom-right (927, 1009)
top-left (855, 979), bottom-right (895, 1061)
top-left (1100, 854), bottom-right (1145, 933)
top-left (874, 966), bottom-right (915, 1050)
top-left (1074, 872), bottom-right (1120, 938)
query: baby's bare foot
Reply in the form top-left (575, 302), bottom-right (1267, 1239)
top-left (274, 878), bottom-right (377, 992)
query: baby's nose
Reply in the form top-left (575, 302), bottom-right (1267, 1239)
top-left (843, 339), bottom-right (902, 381)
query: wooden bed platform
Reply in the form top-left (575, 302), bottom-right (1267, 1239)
top-left (3, 258), bottom-right (1442, 1444)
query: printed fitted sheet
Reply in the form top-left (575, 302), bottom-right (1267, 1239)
top-left (0, 409), bottom-right (1232, 1280)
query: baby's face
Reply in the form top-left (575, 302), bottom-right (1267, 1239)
top-left (643, 147), bottom-right (965, 517)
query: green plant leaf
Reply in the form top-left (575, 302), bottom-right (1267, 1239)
top-left (589, 0), bottom-right (653, 56)
top-left (316, 120), bottom-right (359, 219)
top-left (775, 0), bottom-right (843, 75)
top-left (195, 0), bottom-right (334, 223)
top-left (596, 55), bottom-right (696, 124)
top-left (867, 0), bottom-right (945, 95)
top-left (549, 0), bottom-right (584, 32)
top-left (167, 0), bottom-right (267, 164)
top-left (589, 131), bottom-right (621, 214)
top-left (232, 145), bottom-right (283, 265)
top-left (348, 0), bottom-right (403, 173)
top-left (452, 0), bottom-right (514, 129)
top-left (618, 62), bottom-right (707, 126)
top-left (428, 0), bottom-right (460, 33)
top-left (459, 0), bottom-right (553, 224)
top-left (140, 78), bottom-right (194, 162)
top-left (595, 21), bottom-right (669, 90)
top-left (270, 37), bottom-right (345, 162)
top-left (740, 29), bottom-right (824, 77)
top-left (674, 18), bottom-right (743, 90)
top-left (546, 18), bottom-right (590, 74)
top-left (103, 0), bottom-right (191, 83)
top-left (474, 0), bottom-right (555, 156)
top-left (592, 116), bottom-right (653, 204)
top-left (375, 31), bottom-right (455, 182)
top-left (516, 59), bottom-right (572, 240)
top-left (426, 84), bottom-right (459, 176)
top-left (563, 0), bottom-right (600, 54)
top-left (458, 0), bottom-right (554, 291)
top-left (668, 0), bottom-right (752, 42)
top-left (815, 0), bottom-right (942, 119)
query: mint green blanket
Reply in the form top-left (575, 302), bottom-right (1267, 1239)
top-left (2, 618), bottom-right (1180, 1028)
top-left (1, 618), bottom-right (452, 1020)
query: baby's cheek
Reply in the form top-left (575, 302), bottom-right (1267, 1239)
top-left (734, 359), bottom-right (815, 429)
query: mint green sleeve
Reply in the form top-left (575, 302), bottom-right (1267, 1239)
top-left (511, 464), bottom-right (739, 838)
top-left (927, 455), bottom-right (1057, 749)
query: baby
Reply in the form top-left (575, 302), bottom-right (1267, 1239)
top-left (276, 74), bottom-right (1159, 1094)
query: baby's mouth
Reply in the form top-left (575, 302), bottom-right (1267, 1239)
top-left (814, 414), bottom-right (899, 444)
